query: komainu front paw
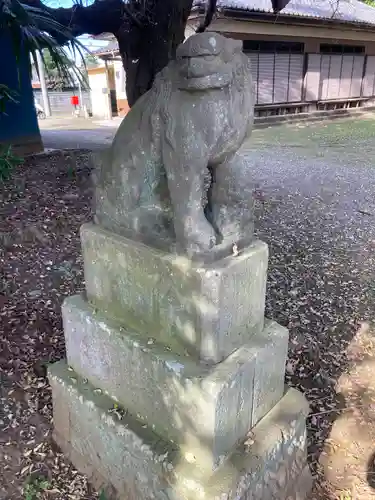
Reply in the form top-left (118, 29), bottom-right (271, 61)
top-left (183, 215), bottom-right (217, 258)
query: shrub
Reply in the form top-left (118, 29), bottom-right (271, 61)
top-left (0, 145), bottom-right (23, 182)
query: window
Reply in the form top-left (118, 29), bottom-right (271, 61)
top-left (320, 43), bottom-right (364, 54)
top-left (243, 40), bottom-right (304, 53)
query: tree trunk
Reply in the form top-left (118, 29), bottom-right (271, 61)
top-left (117, 0), bottom-right (193, 107)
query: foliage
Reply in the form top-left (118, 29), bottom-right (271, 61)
top-left (0, 0), bottom-right (87, 88)
top-left (1, 0), bottom-right (292, 106)
top-left (0, 84), bottom-right (22, 184)
top-left (35, 49), bottom-right (77, 89)
top-left (23, 476), bottom-right (50, 500)
top-left (339, 492), bottom-right (352, 500)
top-left (84, 53), bottom-right (99, 68)
top-left (0, 83), bottom-right (22, 184)
top-left (0, 145), bottom-right (24, 182)
top-left (361, 0), bottom-right (375, 5)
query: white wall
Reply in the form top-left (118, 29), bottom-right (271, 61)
top-left (88, 70), bottom-right (111, 119)
top-left (114, 60), bottom-right (126, 100)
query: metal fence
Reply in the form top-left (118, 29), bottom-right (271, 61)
top-left (33, 89), bottom-right (91, 116)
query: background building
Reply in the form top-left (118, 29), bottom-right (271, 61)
top-left (87, 36), bottom-right (128, 119)
top-left (191, 0), bottom-right (375, 117)
top-left (90, 0), bottom-right (375, 118)
top-left (30, 55), bottom-right (92, 117)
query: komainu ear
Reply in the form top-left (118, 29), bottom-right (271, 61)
top-left (221, 38), bottom-right (242, 63)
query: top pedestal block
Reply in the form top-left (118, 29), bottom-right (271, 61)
top-left (81, 223), bottom-right (268, 363)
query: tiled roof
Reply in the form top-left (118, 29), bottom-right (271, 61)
top-left (92, 39), bottom-right (119, 55)
top-left (92, 0), bottom-right (375, 59)
top-left (194, 0), bottom-right (375, 26)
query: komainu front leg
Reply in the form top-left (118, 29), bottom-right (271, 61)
top-left (163, 144), bottom-right (216, 258)
top-left (210, 153), bottom-right (254, 247)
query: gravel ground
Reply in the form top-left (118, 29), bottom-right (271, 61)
top-left (1, 117), bottom-right (375, 499)
top-left (246, 117), bottom-right (375, 498)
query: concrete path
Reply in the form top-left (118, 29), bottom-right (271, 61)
top-left (38, 116), bottom-right (119, 150)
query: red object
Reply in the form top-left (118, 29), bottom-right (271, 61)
top-left (71, 95), bottom-right (79, 106)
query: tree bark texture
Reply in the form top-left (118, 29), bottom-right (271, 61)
top-left (118, 0), bottom-right (193, 107)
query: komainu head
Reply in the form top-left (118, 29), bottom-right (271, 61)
top-left (175, 32), bottom-right (247, 91)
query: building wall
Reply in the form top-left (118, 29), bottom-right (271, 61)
top-left (87, 68), bottom-right (112, 119)
top-left (246, 51), bottom-right (304, 104)
top-left (33, 89), bottom-right (91, 116)
top-left (0, 33), bottom-right (42, 154)
top-left (188, 18), bottom-right (375, 111)
top-left (92, 24), bottom-right (375, 118)
top-left (88, 62), bottom-right (130, 118)
top-left (308, 53), bottom-right (365, 101)
top-left (241, 35), bottom-right (373, 108)
top-left (113, 60), bottom-right (129, 116)
top-left (362, 56), bottom-right (375, 96)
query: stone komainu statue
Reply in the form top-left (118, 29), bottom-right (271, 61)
top-left (93, 32), bottom-right (254, 260)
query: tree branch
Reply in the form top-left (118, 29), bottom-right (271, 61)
top-left (22, 0), bottom-right (126, 40)
top-left (196, 0), bottom-right (217, 33)
top-left (20, 0), bottom-right (293, 107)
top-left (271, 0), bottom-right (293, 12)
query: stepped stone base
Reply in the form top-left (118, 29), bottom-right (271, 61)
top-left (63, 294), bottom-right (288, 468)
top-left (49, 361), bottom-right (312, 500)
top-left (81, 223), bottom-right (268, 363)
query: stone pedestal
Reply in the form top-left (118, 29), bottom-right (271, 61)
top-left (49, 223), bottom-right (312, 499)
top-left (80, 223), bottom-right (268, 363)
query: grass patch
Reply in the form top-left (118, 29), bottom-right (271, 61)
top-left (0, 145), bottom-right (23, 182)
top-left (23, 476), bottom-right (50, 500)
top-left (250, 116), bottom-right (375, 149)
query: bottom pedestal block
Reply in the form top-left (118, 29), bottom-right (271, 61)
top-left (49, 361), bottom-right (312, 500)
top-left (63, 295), bottom-right (288, 469)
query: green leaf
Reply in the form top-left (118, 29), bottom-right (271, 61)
top-left (0, 0), bottom-right (90, 89)
top-left (0, 145), bottom-right (23, 182)
top-left (99, 490), bottom-right (107, 500)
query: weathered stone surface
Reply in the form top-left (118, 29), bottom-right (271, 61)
top-left (50, 361), bottom-right (175, 500)
top-left (81, 223), bottom-right (268, 363)
top-left (251, 322), bottom-right (289, 426)
top-left (92, 32), bottom-right (254, 260)
top-left (49, 361), bottom-right (312, 500)
top-left (63, 295), bottom-right (288, 469)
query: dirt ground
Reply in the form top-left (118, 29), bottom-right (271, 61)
top-left (0, 151), bottom-right (96, 499)
top-left (2, 116), bottom-right (375, 499)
